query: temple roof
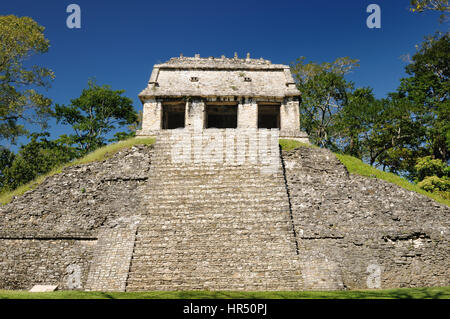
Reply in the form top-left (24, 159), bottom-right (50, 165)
top-left (139, 54), bottom-right (300, 101)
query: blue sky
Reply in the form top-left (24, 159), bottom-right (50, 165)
top-left (1, 0), bottom-right (447, 149)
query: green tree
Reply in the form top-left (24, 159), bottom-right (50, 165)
top-left (366, 94), bottom-right (427, 174)
top-left (415, 156), bottom-right (450, 198)
top-left (410, 0), bottom-right (449, 12)
top-left (108, 110), bottom-right (143, 143)
top-left (399, 32), bottom-right (449, 163)
top-left (0, 146), bottom-right (15, 190)
top-left (55, 80), bottom-right (138, 154)
top-left (0, 15), bottom-right (54, 143)
top-left (415, 155), bottom-right (449, 181)
top-left (355, 33), bottom-right (449, 178)
top-left (1, 133), bottom-right (77, 191)
top-left (291, 56), bottom-right (359, 148)
top-left (335, 87), bottom-right (378, 158)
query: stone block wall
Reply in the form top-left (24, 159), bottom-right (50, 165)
top-left (0, 145), bottom-right (154, 290)
top-left (237, 100), bottom-right (258, 128)
top-left (280, 98), bottom-right (300, 131)
top-left (0, 235), bottom-right (96, 290)
top-left (85, 226), bottom-right (138, 291)
top-left (185, 100), bottom-right (205, 130)
top-left (126, 129), bottom-right (303, 291)
top-left (141, 99), bottom-right (162, 134)
top-left (283, 146), bottom-right (449, 289)
top-left (0, 137), bottom-right (448, 291)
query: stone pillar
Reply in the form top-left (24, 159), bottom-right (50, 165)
top-left (280, 98), bottom-right (300, 131)
top-left (141, 99), bottom-right (162, 134)
top-left (280, 97), bottom-right (309, 143)
top-left (185, 99), bottom-right (205, 131)
top-left (238, 98), bottom-right (257, 129)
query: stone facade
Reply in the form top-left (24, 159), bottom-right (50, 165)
top-left (0, 237), bottom-right (95, 290)
top-left (137, 54), bottom-right (309, 142)
top-left (0, 135), bottom-right (448, 291)
top-left (85, 226), bottom-right (137, 291)
top-left (126, 129), bottom-right (303, 291)
top-left (0, 145), bottom-right (153, 290)
top-left (283, 146), bottom-right (449, 289)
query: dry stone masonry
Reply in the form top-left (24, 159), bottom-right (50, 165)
top-left (0, 139), bottom-right (448, 291)
top-left (283, 146), bottom-right (449, 289)
top-left (0, 145), bottom-right (154, 290)
top-left (0, 55), bottom-right (448, 291)
top-left (126, 129), bottom-right (303, 291)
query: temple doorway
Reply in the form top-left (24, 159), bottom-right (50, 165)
top-left (205, 104), bottom-right (238, 128)
top-left (162, 103), bottom-right (185, 129)
top-left (258, 104), bottom-right (280, 129)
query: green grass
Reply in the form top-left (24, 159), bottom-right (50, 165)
top-left (1, 137), bottom-right (448, 207)
top-left (279, 139), bottom-right (316, 151)
top-left (335, 153), bottom-right (450, 206)
top-left (0, 137), bottom-right (155, 205)
top-left (0, 287), bottom-right (448, 299)
top-left (279, 139), bottom-right (449, 207)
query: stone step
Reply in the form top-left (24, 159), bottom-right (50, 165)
top-left (134, 228), bottom-right (293, 237)
top-left (125, 131), bottom-right (303, 291)
top-left (146, 170), bottom-right (283, 175)
top-left (145, 188), bottom-right (284, 192)
top-left (142, 192), bottom-right (288, 199)
top-left (142, 209), bottom-right (290, 214)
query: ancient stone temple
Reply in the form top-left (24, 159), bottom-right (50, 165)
top-left (137, 53), bottom-right (309, 143)
top-left (0, 54), bottom-right (448, 292)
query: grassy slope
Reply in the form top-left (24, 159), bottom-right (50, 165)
top-left (0, 287), bottom-right (448, 299)
top-left (279, 139), bottom-right (317, 151)
top-left (280, 139), bottom-right (449, 206)
top-left (335, 153), bottom-right (449, 206)
top-left (1, 137), bottom-right (448, 206)
top-left (0, 137), bottom-right (155, 205)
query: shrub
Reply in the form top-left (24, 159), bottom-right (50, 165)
top-left (417, 176), bottom-right (450, 199)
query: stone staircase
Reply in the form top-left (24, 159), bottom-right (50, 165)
top-left (125, 129), bottom-right (303, 291)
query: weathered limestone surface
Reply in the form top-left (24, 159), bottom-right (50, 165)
top-left (0, 138), bottom-right (448, 291)
top-left (283, 146), bottom-right (450, 289)
top-left (137, 55), bottom-right (309, 142)
top-left (141, 99), bottom-right (161, 134)
top-left (237, 100), bottom-right (258, 129)
top-left (126, 129), bottom-right (303, 291)
top-left (0, 145), bottom-right (154, 290)
top-left (85, 226), bottom-right (138, 291)
top-left (139, 56), bottom-right (299, 98)
top-left (280, 99), bottom-right (300, 132)
top-left (0, 238), bottom-right (95, 290)
top-left (185, 100), bottom-right (205, 130)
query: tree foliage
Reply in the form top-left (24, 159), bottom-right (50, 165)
top-left (334, 87), bottom-right (378, 159)
top-left (415, 156), bottom-right (450, 198)
top-left (417, 176), bottom-right (450, 198)
top-left (410, 0), bottom-right (450, 12)
top-left (399, 32), bottom-right (449, 163)
top-left (410, 0), bottom-right (449, 23)
top-left (415, 155), bottom-right (449, 180)
top-left (290, 32), bottom-right (448, 185)
top-left (55, 80), bottom-right (138, 155)
top-left (0, 15), bottom-right (54, 143)
top-left (291, 56), bottom-right (359, 148)
top-left (1, 133), bottom-right (77, 191)
top-left (0, 146), bottom-right (15, 189)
